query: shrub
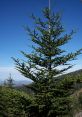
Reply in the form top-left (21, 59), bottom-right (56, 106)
top-left (0, 86), bottom-right (34, 117)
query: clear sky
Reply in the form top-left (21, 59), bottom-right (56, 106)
top-left (0, 0), bottom-right (82, 81)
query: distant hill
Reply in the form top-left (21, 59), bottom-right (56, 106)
top-left (56, 69), bottom-right (82, 81)
top-left (0, 79), bottom-right (32, 86)
top-left (0, 69), bottom-right (82, 86)
top-left (64, 69), bottom-right (82, 76)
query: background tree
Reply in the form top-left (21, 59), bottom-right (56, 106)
top-left (4, 74), bottom-right (14, 88)
top-left (13, 8), bottom-right (82, 117)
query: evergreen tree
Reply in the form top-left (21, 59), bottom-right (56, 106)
top-left (4, 74), bottom-right (14, 88)
top-left (13, 8), bottom-right (82, 117)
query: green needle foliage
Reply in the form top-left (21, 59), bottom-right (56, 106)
top-left (13, 8), bottom-right (82, 117)
top-left (0, 86), bottom-right (35, 117)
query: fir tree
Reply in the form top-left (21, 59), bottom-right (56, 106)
top-left (13, 8), bottom-right (82, 117)
top-left (4, 74), bottom-right (14, 88)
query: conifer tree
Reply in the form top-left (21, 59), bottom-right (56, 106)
top-left (4, 74), bottom-right (14, 88)
top-left (13, 8), bottom-right (82, 116)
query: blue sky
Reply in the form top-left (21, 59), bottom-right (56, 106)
top-left (0, 0), bottom-right (82, 81)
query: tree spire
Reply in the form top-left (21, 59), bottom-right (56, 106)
top-left (49, 0), bottom-right (51, 11)
top-left (49, 0), bottom-right (51, 33)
